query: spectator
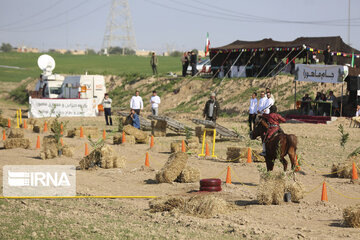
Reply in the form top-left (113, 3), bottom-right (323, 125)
top-left (181, 52), bottom-right (189, 77)
top-left (150, 52), bottom-right (158, 75)
top-left (257, 91), bottom-right (267, 114)
top-left (130, 109), bottom-right (140, 129)
top-left (352, 104), bottom-right (360, 127)
top-left (150, 90), bottom-right (161, 116)
top-left (301, 93), bottom-right (312, 115)
top-left (323, 44), bottom-right (333, 65)
top-left (203, 92), bottom-right (220, 123)
top-left (266, 87), bottom-right (275, 103)
top-left (190, 51), bottom-right (197, 76)
top-left (249, 92), bottom-right (258, 131)
top-left (130, 90), bottom-right (143, 115)
top-left (102, 93), bottom-right (113, 126)
top-left (327, 91), bottom-right (339, 116)
top-left (264, 92), bottom-right (275, 114)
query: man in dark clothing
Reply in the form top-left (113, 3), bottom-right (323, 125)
top-left (150, 52), bottom-right (158, 75)
top-left (181, 52), bottom-right (189, 77)
top-left (190, 51), bottom-right (197, 76)
top-left (301, 93), bottom-right (312, 115)
top-left (323, 44), bottom-right (333, 65)
top-left (203, 92), bottom-right (220, 123)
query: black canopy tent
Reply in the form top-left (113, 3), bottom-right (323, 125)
top-left (210, 36), bottom-right (360, 77)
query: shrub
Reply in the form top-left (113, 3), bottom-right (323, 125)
top-left (9, 85), bottom-right (29, 104)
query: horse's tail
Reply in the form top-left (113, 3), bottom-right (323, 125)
top-left (286, 134), bottom-right (298, 152)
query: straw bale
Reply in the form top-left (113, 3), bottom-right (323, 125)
top-left (149, 197), bottom-right (185, 212)
top-left (113, 134), bottom-right (135, 144)
top-left (79, 145), bottom-right (125, 170)
top-left (151, 120), bottom-right (167, 137)
top-left (67, 126), bottom-right (99, 138)
top-left (4, 138), bottom-right (30, 149)
top-left (156, 152), bottom-right (188, 183)
top-left (40, 136), bottom-right (58, 159)
top-left (184, 195), bottom-right (229, 218)
top-left (170, 141), bottom-right (186, 153)
top-left (123, 125), bottom-right (148, 143)
top-left (286, 181), bottom-right (304, 203)
top-left (8, 129), bottom-right (24, 138)
top-left (178, 166), bottom-right (200, 183)
top-left (62, 145), bottom-right (74, 157)
top-left (257, 171), bottom-right (286, 205)
top-left (344, 204), bottom-right (360, 228)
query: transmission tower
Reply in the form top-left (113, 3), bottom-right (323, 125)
top-left (102, 0), bottom-right (137, 55)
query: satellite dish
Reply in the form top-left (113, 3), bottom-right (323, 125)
top-left (37, 54), bottom-right (55, 73)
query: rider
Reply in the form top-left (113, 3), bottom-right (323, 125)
top-left (260, 105), bottom-right (286, 156)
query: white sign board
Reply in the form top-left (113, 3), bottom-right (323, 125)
top-left (358, 90), bottom-right (360, 96)
top-left (295, 64), bottom-right (349, 84)
top-left (29, 97), bottom-right (97, 118)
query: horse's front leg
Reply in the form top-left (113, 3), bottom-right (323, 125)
top-left (266, 157), bottom-right (275, 171)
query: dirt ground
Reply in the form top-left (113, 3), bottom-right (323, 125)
top-left (0, 109), bottom-right (360, 239)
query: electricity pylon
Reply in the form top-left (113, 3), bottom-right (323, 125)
top-left (102, 0), bottom-right (137, 55)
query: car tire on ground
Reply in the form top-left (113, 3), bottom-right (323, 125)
top-left (199, 186), bottom-right (222, 192)
top-left (200, 178), bottom-right (222, 187)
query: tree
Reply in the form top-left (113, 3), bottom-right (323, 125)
top-left (191, 49), bottom-right (199, 55)
top-left (1, 43), bottom-right (13, 52)
top-left (108, 46), bottom-right (136, 55)
top-left (86, 49), bottom-right (97, 55)
top-left (170, 51), bottom-right (182, 57)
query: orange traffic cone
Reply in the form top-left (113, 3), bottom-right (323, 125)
top-left (145, 152), bottom-right (150, 167)
top-left (181, 140), bottom-right (186, 152)
top-left (7, 119), bottom-right (11, 128)
top-left (122, 131), bottom-right (126, 143)
top-left (85, 143), bottom-right (89, 156)
top-left (295, 155), bottom-right (301, 172)
top-left (150, 135), bottom-right (154, 148)
top-left (80, 126), bottom-right (84, 138)
top-left (23, 119), bottom-right (27, 129)
top-left (247, 147), bottom-right (252, 163)
top-left (102, 130), bottom-right (106, 140)
top-left (352, 162), bottom-right (358, 181)
top-left (43, 121), bottom-right (48, 132)
top-left (60, 123), bottom-right (63, 135)
top-left (2, 130), bottom-right (6, 141)
top-left (36, 135), bottom-right (40, 149)
top-left (60, 138), bottom-right (64, 146)
top-left (321, 181), bottom-right (328, 201)
top-left (205, 143), bottom-right (210, 156)
top-left (226, 166), bottom-right (232, 184)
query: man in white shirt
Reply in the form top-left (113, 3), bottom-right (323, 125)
top-left (130, 90), bottom-right (143, 115)
top-left (266, 87), bottom-right (275, 103)
top-left (264, 92), bottom-right (275, 114)
top-left (257, 91), bottom-right (267, 114)
top-left (102, 93), bottom-right (113, 126)
top-left (150, 90), bottom-right (161, 116)
top-left (249, 92), bottom-right (258, 131)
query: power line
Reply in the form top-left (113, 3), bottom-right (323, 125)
top-left (0, 0), bottom-right (63, 28)
top-left (144, 0), bottom-right (360, 27)
top-left (0, 1), bottom-right (111, 33)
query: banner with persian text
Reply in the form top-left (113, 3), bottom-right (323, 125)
top-left (29, 97), bottom-right (97, 118)
top-left (295, 64), bottom-right (348, 84)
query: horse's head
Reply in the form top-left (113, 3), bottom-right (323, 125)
top-left (250, 116), bottom-right (268, 140)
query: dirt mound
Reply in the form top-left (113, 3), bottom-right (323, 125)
top-left (156, 152), bottom-right (188, 183)
top-left (344, 204), bottom-right (360, 228)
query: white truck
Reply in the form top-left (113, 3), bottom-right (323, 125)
top-left (60, 74), bottom-right (106, 106)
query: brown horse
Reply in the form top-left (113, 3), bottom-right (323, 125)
top-left (250, 118), bottom-right (298, 171)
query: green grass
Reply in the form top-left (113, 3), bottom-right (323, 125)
top-left (0, 52), bottom-right (182, 82)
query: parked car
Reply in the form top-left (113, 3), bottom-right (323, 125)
top-left (187, 59), bottom-right (211, 75)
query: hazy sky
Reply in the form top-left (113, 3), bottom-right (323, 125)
top-left (0, 0), bottom-right (359, 53)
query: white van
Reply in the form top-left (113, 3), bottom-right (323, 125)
top-left (60, 75), bottom-right (106, 106)
top-left (35, 74), bottom-right (65, 99)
